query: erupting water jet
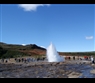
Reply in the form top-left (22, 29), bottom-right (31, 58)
top-left (46, 42), bottom-right (65, 62)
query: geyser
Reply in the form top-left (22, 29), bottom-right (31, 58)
top-left (46, 42), bottom-right (65, 62)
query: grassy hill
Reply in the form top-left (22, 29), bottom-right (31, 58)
top-left (0, 42), bottom-right (46, 58)
top-left (0, 42), bottom-right (95, 59)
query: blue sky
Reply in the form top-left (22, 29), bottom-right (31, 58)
top-left (0, 4), bottom-right (95, 52)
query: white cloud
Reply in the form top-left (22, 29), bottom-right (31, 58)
top-left (40, 46), bottom-right (46, 48)
top-left (22, 44), bottom-right (26, 46)
top-left (18, 4), bottom-right (50, 11)
top-left (85, 36), bottom-right (94, 40)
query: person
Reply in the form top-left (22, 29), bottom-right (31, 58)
top-left (22, 58), bottom-right (24, 62)
top-left (86, 56), bottom-right (88, 60)
top-left (18, 58), bottom-right (21, 62)
top-left (91, 56), bottom-right (94, 64)
top-left (15, 58), bottom-right (17, 62)
top-left (24, 58), bottom-right (27, 63)
top-left (43, 57), bottom-right (45, 61)
top-left (65, 56), bottom-right (67, 60)
top-left (68, 56), bottom-right (71, 60)
top-left (73, 56), bottom-right (75, 60)
top-left (77, 56), bottom-right (79, 60)
top-left (27, 58), bottom-right (30, 62)
top-left (5, 59), bottom-right (8, 63)
top-left (37, 58), bottom-right (40, 61)
top-left (2, 58), bottom-right (4, 63)
top-left (89, 56), bottom-right (91, 60)
top-left (80, 58), bottom-right (82, 60)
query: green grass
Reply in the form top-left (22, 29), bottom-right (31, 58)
top-left (0, 42), bottom-right (95, 59)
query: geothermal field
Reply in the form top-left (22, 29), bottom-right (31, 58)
top-left (0, 43), bottom-right (95, 78)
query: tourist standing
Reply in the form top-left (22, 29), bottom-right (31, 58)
top-left (77, 56), bottom-right (79, 60)
top-left (73, 56), bottom-right (75, 60)
top-left (2, 58), bottom-right (4, 63)
top-left (24, 58), bottom-right (27, 63)
top-left (88, 56), bottom-right (91, 60)
top-left (18, 58), bottom-right (21, 62)
top-left (15, 58), bottom-right (17, 62)
top-left (5, 59), bottom-right (8, 63)
top-left (22, 58), bottom-right (24, 62)
top-left (68, 56), bottom-right (71, 60)
top-left (91, 56), bottom-right (94, 64)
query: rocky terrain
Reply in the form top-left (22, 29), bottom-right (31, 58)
top-left (0, 60), bottom-right (95, 78)
top-left (0, 42), bottom-right (95, 78)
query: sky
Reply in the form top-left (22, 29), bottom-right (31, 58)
top-left (0, 4), bottom-right (95, 52)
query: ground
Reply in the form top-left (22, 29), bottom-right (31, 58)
top-left (0, 59), bottom-right (95, 78)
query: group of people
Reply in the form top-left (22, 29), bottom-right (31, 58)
top-left (65, 56), bottom-right (81, 60)
top-left (0, 56), bottom-right (94, 64)
top-left (64, 55), bottom-right (95, 64)
top-left (84, 56), bottom-right (95, 63)
top-left (15, 58), bottom-right (31, 63)
top-left (0, 58), bottom-right (9, 63)
top-left (65, 56), bottom-right (71, 60)
top-left (0, 57), bottom-right (46, 64)
top-left (14, 57), bottom-right (46, 63)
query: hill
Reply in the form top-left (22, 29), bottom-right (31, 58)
top-left (0, 42), bottom-right (46, 58)
top-left (0, 42), bottom-right (95, 58)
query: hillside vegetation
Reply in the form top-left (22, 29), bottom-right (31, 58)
top-left (0, 42), bottom-right (95, 59)
top-left (0, 42), bottom-right (46, 58)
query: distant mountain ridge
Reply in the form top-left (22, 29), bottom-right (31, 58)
top-left (0, 42), bottom-right (95, 58)
top-left (0, 42), bottom-right (46, 50)
top-left (0, 42), bottom-right (46, 58)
